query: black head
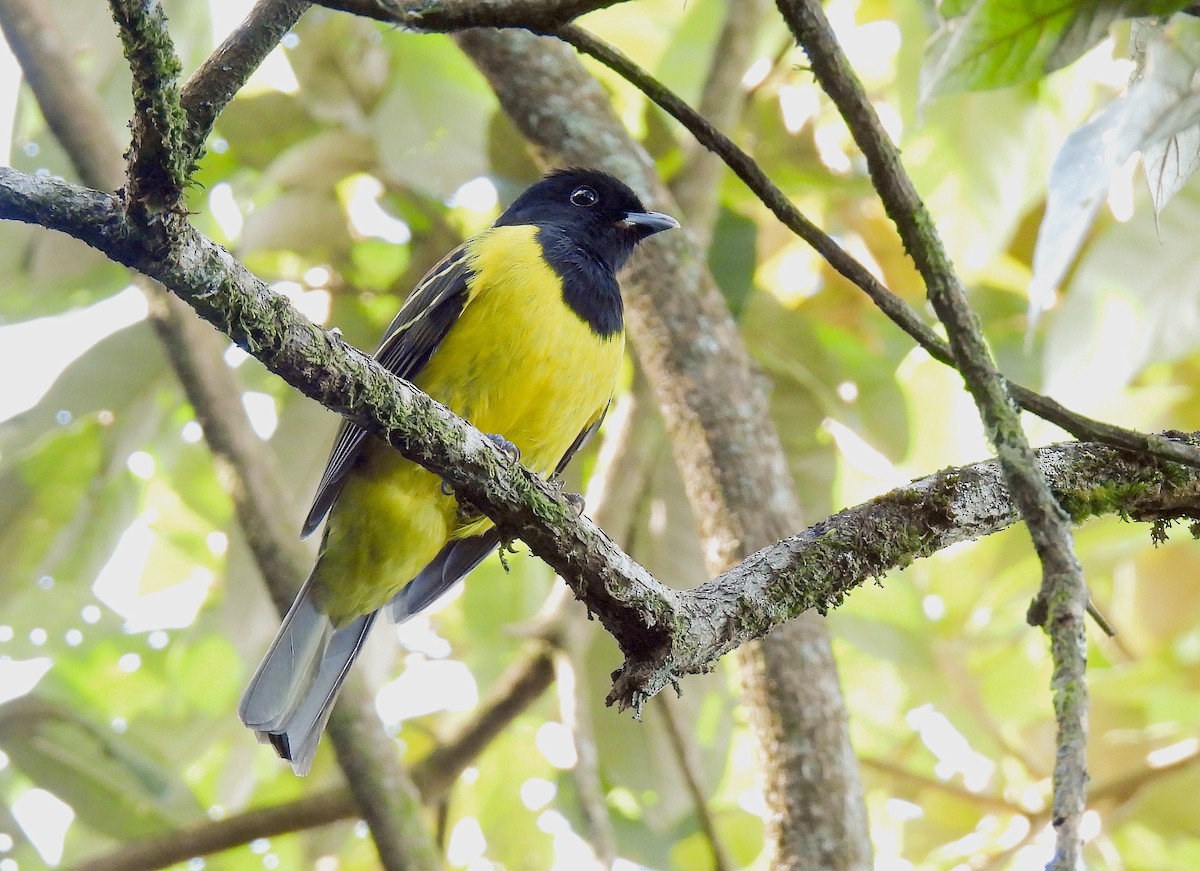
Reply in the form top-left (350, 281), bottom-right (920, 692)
top-left (494, 168), bottom-right (678, 272)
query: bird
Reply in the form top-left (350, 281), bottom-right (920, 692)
top-left (238, 168), bottom-right (679, 774)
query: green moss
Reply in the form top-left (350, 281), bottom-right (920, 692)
top-left (1060, 481), bottom-right (1149, 523)
top-left (111, 0), bottom-right (191, 202)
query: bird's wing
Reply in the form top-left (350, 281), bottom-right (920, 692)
top-left (555, 400), bottom-right (610, 477)
top-left (301, 244), bottom-right (474, 537)
top-left (384, 400), bottom-right (613, 623)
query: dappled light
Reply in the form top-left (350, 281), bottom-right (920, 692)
top-left (3, 1), bottom-right (1200, 870)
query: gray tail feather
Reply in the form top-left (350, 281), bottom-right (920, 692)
top-left (239, 577), bottom-right (377, 775)
top-left (241, 532), bottom-right (499, 773)
top-left (386, 531), bottom-right (500, 623)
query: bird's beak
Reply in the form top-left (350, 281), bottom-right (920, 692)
top-left (619, 210), bottom-right (680, 235)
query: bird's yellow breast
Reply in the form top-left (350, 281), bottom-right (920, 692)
top-left (317, 226), bottom-right (623, 620)
top-left (419, 225), bottom-right (624, 473)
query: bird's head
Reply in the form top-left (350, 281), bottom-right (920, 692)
top-left (494, 168), bottom-right (678, 272)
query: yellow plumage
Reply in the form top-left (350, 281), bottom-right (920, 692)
top-left (239, 168), bottom-right (677, 774)
top-left (315, 226), bottom-right (623, 623)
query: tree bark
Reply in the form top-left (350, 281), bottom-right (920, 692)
top-left (455, 28), bottom-right (872, 868)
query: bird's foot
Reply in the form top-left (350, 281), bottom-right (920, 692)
top-left (456, 503), bottom-right (483, 523)
top-left (564, 491), bottom-right (586, 516)
top-left (550, 477), bottom-right (586, 516)
top-left (486, 432), bottom-right (521, 463)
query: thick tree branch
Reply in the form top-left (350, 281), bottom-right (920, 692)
top-left (9, 170), bottom-right (1197, 705)
top-left (774, 2), bottom-right (1091, 864)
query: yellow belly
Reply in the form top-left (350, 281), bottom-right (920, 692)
top-left (316, 226), bottom-right (623, 622)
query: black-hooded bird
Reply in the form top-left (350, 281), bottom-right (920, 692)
top-left (239, 168), bottom-right (678, 774)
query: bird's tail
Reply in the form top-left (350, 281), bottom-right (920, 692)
top-left (239, 575), bottom-right (377, 776)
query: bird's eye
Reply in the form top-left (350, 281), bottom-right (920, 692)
top-left (570, 186), bottom-right (599, 207)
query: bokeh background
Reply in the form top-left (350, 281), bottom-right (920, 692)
top-left (2, 1), bottom-right (1200, 868)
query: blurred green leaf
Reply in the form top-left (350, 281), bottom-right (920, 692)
top-left (241, 190), bottom-right (353, 259)
top-left (0, 695), bottom-right (202, 840)
top-left (0, 320), bottom-right (165, 458)
top-left (708, 206), bottom-right (759, 318)
top-left (362, 29), bottom-right (498, 196)
top-left (0, 224), bottom-right (129, 321)
top-left (922, 0), bottom-right (1190, 99)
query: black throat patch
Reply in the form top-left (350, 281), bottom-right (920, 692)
top-left (536, 226), bottom-right (624, 339)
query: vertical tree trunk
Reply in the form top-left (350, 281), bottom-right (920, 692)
top-left (457, 28), bottom-right (872, 868)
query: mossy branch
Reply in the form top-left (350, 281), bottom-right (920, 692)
top-left (107, 0), bottom-right (190, 213)
top-left (7, 162), bottom-right (1200, 716)
top-left (774, 1), bottom-right (1090, 863)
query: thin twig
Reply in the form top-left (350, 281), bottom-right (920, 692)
top-left (555, 651), bottom-right (617, 867)
top-left (180, 0), bottom-right (312, 158)
top-left (859, 757), bottom-right (1031, 817)
top-left (773, 1), bottom-right (1089, 864)
top-left (548, 25), bottom-right (1200, 474)
top-left (413, 644), bottom-right (557, 799)
top-left (655, 695), bottom-right (733, 871)
top-left (70, 792), bottom-right (356, 871)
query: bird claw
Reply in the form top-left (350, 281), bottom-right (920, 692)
top-left (486, 433), bottom-right (521, 463)
top-left (564, 491), bottom-right (586, 516)
top-left (548, 477), bottom-right (586, 515)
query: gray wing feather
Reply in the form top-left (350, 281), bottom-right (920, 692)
top-left (386, 531), bottom-right (502, 623)
top-left (382, 403), bottom-right (610, 624)
top-left (301, 246), bottom-right (474, 537)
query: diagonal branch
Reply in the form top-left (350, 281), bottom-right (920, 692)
top-left (180, 0), bottom-right (312, 159)
top-left (5, 164), bottom-right (1196, 711)
top-left (774, 1), bottom-right (1089, 864)
top-left (549, 24), bottom-right (1200, 474)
